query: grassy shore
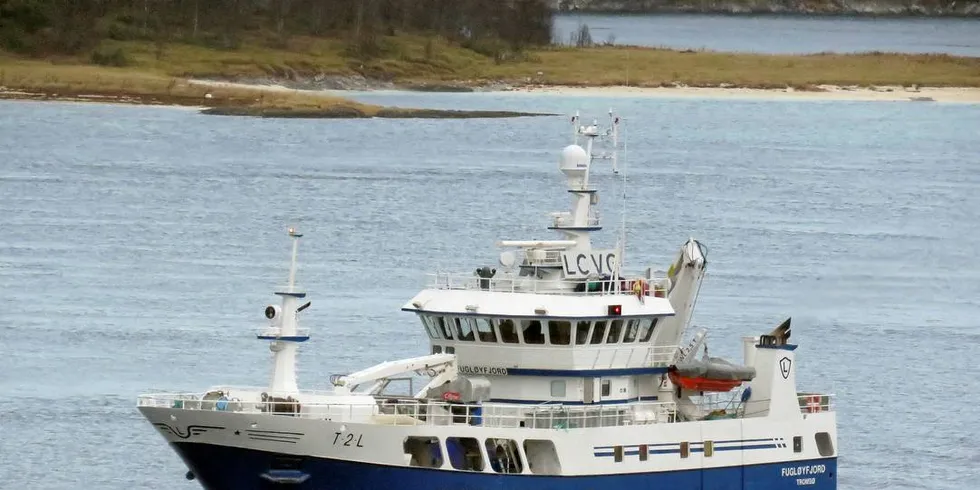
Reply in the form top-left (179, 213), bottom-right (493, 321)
top-left (80, 36), bottom-right (980, 89)
top-left (2, 35), bottom-right (979, 115)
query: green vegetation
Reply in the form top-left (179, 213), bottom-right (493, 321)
top-left (10, 36), bottom-right (976, 90)
top-left (1, 0), bottom-right (979, 117)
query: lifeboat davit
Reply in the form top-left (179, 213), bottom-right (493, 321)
top-left (668, 357), bottom-right (756, 393)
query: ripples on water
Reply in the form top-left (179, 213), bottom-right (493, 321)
top-left (552, 13), bottom-right (980, 55)
top-left (1, 95), bottom-right (979, 488)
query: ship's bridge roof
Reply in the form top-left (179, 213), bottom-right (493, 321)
top-left (402, 288), bottom-right (675, 318)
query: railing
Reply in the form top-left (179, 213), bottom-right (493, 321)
top-left (645, 345), bottom-right (679, 367)
top-left (430, 273), bottom-right (654, 297)
top-left (550, 211), bottom-right (600, 229)
top-left (138, 391), bottom-right (677, 429)
top-left (797, 393), bottom-right (835, 414)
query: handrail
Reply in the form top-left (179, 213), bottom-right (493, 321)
top-left (138, 392), bottom-right (678, 429)
top-left (430, 273), bottom-right (664, 297)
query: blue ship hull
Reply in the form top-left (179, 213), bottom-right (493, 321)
top-left (172, 442), bottom-right (837, 490)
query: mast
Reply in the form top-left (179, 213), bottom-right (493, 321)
top-left (261, 227), bottom-right (310, 395)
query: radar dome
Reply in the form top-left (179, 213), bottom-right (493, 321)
top-left (559, 144), bottom-right (589, 172)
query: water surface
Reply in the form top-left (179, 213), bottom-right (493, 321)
top-left (553, 13), bottom-right (980, 55)
top-left (1, 96), bottom-right (979, 488)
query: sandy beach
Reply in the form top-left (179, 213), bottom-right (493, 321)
top-left (191, 79), bottom-right (980, 104)
top-left (510, 84), bottom-right (980, 103)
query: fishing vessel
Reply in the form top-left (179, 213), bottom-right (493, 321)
top-left (137, 112), bottom-right (838, 489)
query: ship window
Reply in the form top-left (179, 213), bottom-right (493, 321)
top-left (404, 436), bottom-right (443, 468)
top-left (815, 432), bottom-right (835, 457)
top-left (622, 320), bottom-right (640, 343)
top-left (422, 316), bottom-right (441, 339)
top-left (522, 320), bottom-right (545, 344)
top-left (793, 436), bottom-right (803, 453)
top-left (550, 380), bottom-right (566, 397)
top-left (524, 440), bottom-right (561, 474)
top-left (613, 445), bottom-right (624, 462)
top-left (446, 437), bottom-right (484, 471)
top-left (548, 321), bottom-right (571, 345)
top-left (475, 318), bottom-right (497, 342)
top-left (574, 321), bottom-right (592, 345)
top-left (432, 345), bottom-right (443, 354)
top-left (639, 444), bottom-right (648, 461)
top-left (436, 317), bottom-right (453, 340)
top-left (639, 318), bottom-right (657, 342)
top-left (704, 440), bottom-right (714, 457)
top-left (606, 320), bottom-right (624, 343)
top-left (590, 321), bottom-right (607, 344)
top-left (445, 346), bottom-right (455, 354)
top-left (498, 319), bottom-right (519, 344)
top-left (680, 441), bottom-right (690, 458)
top-left (454, 318), bottom-right (475, 341)
top-left (601, 379), bottom-right (611, 397)
top-left (486, 438), bottom-right (523, 474)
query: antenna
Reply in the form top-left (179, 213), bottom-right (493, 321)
top-left (287, 227), bottom-right (303, 293)
top-left (571, 111), bottom-right (580, 146)
top-left (619, 115), bottom-right (628, 283)
top-left (610, 109), bottom-right (619, 174)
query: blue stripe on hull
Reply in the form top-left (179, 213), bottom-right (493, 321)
top-left (172, 442), bottom-right (837, 490)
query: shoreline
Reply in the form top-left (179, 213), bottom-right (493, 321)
top-left (5, 82), bottom-right (980, 110)
top-left (174, 79), bottom-right (980, 104)
top-left (501, 84), bottom-right (980, 103)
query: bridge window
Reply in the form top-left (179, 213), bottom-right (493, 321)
top-left (486, 439), bottom-right (523, 474)
top-left (436, 317), bottom-right (453, 340)
top-left (522, 320), bottom-right (545, 344)
top-left (422, 316), bottom-right (441, 339)
top-left (549, 321), bottom-right (571, 345)
top-left (639, 318), bottom-right (657, 342)
top-left (454, 318), bottom-right (475, 341)
top-left (446, 437), bottom-right (484, 471)
top-left (590, 321), bottom-right (607, 344)
top-left (606, 320), bottom-right (624, 343)
top-left (475, 318), bottom-right (497, 342)
top-left (498, 319), bottom-right (519, 344)
top-left (404, 436), bottom-right (443, 468)
top-left (622, 320), bottom-right (640, 343)
top-left (574, 321), bottom-right (592, 345)
top-left (524, 440), bottom-right (561, 474)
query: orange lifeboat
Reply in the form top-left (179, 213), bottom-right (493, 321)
top-left (667, 371), bottom-right (745, 392)
top-left (667, 357), bottom-right (756, 393)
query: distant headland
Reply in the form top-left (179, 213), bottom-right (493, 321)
top-left (551, 0), bottom-right (980, 16)
top-left (1, 0), bottom-right (979, 117)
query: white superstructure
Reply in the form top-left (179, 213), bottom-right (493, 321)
top-left (138, 112), bottom-right (838, 490)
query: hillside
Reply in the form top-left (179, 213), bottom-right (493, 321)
top-left (2, 0), bottom-right (979, 115)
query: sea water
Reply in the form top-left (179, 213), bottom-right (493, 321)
top-left (1, 94), bottom-right (978, 489)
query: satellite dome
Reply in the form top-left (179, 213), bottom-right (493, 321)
top-left (559, 144), bottom-right (589, 171)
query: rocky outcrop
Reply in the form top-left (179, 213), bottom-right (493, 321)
top-left (553, 0), bottom-right (980, 15)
